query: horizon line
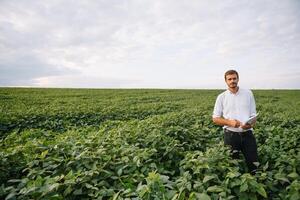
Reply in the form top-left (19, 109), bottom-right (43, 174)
top-left (1, 86), bottom-right (300, 90)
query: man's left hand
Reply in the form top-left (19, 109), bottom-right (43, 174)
top-left (240, 123), bottom-right (252, 129)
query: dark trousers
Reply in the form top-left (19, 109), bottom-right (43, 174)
top-left (224, 129), bottom-right (258, 173)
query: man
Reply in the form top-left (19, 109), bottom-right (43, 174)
top-left (212, 70), bottom-right (258, 174)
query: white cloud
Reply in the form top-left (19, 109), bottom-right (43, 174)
top-left (33, 74), bottom-right (142, 88)
top-left (0, 0), bottom-right (299, 88)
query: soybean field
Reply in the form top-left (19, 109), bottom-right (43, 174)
top-left (0, 88), bottom-right (299, 200)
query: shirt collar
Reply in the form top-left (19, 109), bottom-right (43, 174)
top-left (227, 87), bottom-right (240, 95)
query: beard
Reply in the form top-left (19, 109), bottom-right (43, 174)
top-left (229, 83), bottom-right (237, 88)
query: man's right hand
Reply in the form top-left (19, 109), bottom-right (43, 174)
top-left (212, 117), bottom-right (242, 128)
top-left (228, 119), bottom-right (241, 128)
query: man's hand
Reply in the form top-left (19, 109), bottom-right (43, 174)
top-left (212, 117), bottom-right (243, 128)
top-left (228, 119), bottom-right (241, 128)
top-left (240, 123), bottom-right (252, 130)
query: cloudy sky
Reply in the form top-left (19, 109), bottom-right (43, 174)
top-left (0, 0), bottom-right (299, 89)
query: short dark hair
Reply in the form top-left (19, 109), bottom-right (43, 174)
top-left (224, 70), bottom-right (239, 80)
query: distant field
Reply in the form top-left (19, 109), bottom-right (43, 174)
top-left (0, 88), bottom-right (299, 199)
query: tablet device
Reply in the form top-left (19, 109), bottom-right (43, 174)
top-left (245, 113), bottom-right (259, 125)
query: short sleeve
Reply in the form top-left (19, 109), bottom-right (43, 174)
top-left (213, 94), bottom-right (223, 118)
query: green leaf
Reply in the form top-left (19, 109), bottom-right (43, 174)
top-left (275, 173), bottom-right (290, 183)
top-left (290, 192), bottom-right (300, 200)
top-left (112, 191), bottom-right (121, 200)
top-left (40, 150), bottom-right (48, 159)
top-left (230, 179), bottom-right (241, 188)
top-left (203, 175), bottom-right (215, 183)
top-left (117, 168), bottom-right (123, 176)
top-left (207, 185), bottom-right (223, 193)
top-left (256, 185), bottom-right (267, 198)
top-left (171, 193), bottom-right (179, 200)
top-left (277, 177), bottom-right (290, 183)
top-left (111, 176), bottom-right (119, 180)
top-left (137, 185), bottom-right (148, 197)
top-left (263, 162), bottom-right (269, 171)
top-left (63, 186), bottom-right (72, 196)
top-left (7, 179), bottom-right (22, 183)
top-left (240, 183), bottom-right (248, 192)
top-left (288, 172), bottom-right (299, 179)
top-left (226, 171), bottom-right (240, 179)
top-left (45, 183), bottom-right (60, 193)
top-left (73, 188), bottom-right (82, 195)
top-left (5, 192), bottom-right (16, 200)
top-left (239, 193), bottom-right (250, 200)
top-left (198, 193), bottom-right (211, 200)
top-left (85, 183), bottom-right (93, 189)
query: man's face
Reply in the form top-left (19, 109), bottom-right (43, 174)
top-left (225, 74), bottom-right (239, 89)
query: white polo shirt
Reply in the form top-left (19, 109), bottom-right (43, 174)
top-left (213, 88), bottom-right (257, 132)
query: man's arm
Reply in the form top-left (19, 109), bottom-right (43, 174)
top-left (212, 117), bottom-right (242, 128)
